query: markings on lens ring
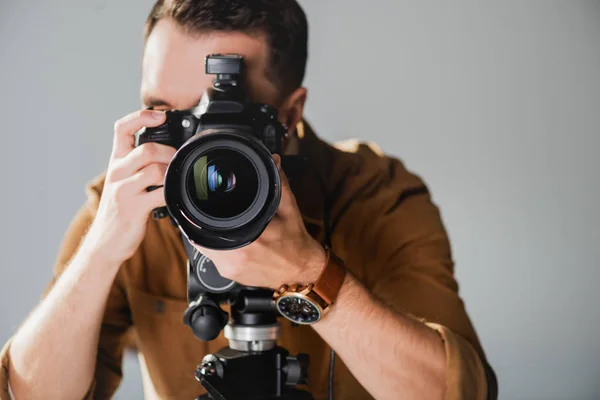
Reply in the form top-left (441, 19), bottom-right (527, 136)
top-left (192, 254), bottom-right (236, 292)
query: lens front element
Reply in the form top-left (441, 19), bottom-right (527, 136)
top-left (207, 165), bottom-right (236, 193)
top-left (188, 149), bottom-right (260, 220)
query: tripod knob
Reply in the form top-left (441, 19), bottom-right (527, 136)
top-left (285, 353), bottom-right (309, 386)
top-left (184, 297), bottom-right (229, 341)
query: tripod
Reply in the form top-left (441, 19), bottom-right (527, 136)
top-left (185, 289), bottom-right (314, 400)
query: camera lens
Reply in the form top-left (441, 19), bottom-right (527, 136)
top-left (165, 132), bottom-right (281, 249)
top-left (187, 149), bottom-right (259, 220)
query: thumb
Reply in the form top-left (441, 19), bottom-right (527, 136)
top-left (272, 154), bottom-right (296, 218)
top-left (272, 154), bottom-right (289, 188)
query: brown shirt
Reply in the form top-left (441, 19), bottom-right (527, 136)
top-left (1, 122), bottom-right (493, 399)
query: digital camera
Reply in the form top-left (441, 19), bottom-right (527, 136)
top-left (135, 54), bottom-right (287, 250)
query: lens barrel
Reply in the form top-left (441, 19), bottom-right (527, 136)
top-left (164, 129), bottom-right (281, 250)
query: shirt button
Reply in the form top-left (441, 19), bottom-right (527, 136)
top-left (154, 300), bottom-right (165, 313)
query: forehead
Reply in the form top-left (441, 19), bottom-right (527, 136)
top-left (141, 18), bottom-right (276, 109)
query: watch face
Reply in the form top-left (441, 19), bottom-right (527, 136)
top-left (276, 296), bottom-right (321, 324)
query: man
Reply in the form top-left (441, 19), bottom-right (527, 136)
top-left (1, 1), bottom-right (497, 399)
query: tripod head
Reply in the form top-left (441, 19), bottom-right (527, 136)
top-left (180, 236), bottom-right (313, 400)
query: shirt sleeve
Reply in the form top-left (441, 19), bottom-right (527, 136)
top-left (0, 177), bottom-right (132, 400)
top-left (331, 148), bottom-right (496, 399)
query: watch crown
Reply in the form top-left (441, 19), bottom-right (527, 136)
top-left (278, 285), bottom-right (289, 292)
top-left (272, 284), bottom-right (288, 301)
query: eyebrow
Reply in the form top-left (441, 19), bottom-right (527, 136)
top-left (142, 96), bottom-right (173, 109)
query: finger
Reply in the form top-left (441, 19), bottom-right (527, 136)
top-left (142, 186), bottom-right (167, 210)
top-left (125, 163), bottom-right (169, 193)
top-left (258, 216), bottom-right (285, 241)
top-left (272, 154), bottom-right (285, 184)
top-left (109, 143), bottom-right (176, 182)
top-left (273, 154), bottom-right (297, 218)
top-left (111, 109), bottom-right (166, 160)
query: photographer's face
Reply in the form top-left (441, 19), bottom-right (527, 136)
top-left (141, 18), bottom-right (305, 132)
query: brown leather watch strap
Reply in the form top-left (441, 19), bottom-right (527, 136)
top-left (312, 246), bottom-right (346, 305)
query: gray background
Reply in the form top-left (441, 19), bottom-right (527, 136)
top-left (1, 1), bottom-right (599, 399)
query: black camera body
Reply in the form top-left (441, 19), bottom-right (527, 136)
top-left (135, 54), bottom-right (287, 251)
top-left (135, 80), bottom-right (284, 155)
top-left (135, 101), bottom-right (282, 153)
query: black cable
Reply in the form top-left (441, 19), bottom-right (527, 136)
top-left (323, 205), bottom-right (335, 400)
top-left (322, 194), bottom-right (335, 400)
top-left (328, 348), bottom-right (335, 400)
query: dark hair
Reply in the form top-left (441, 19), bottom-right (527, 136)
top-left (145, 0), bottom-right (308, 98)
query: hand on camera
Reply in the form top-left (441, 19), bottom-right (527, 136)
top-left (192, 155), bottom-right (327, 289)
top-left (85, 110), bottom-right (176, 266)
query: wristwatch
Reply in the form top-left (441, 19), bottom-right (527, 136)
top-left (273, 246), bottom-right (346, 325)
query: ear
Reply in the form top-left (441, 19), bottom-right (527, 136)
top-left (278, 87), bottom-right (307, 135)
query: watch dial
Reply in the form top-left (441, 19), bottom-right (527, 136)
top-left (277, 296), bottom-right (321, 324)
